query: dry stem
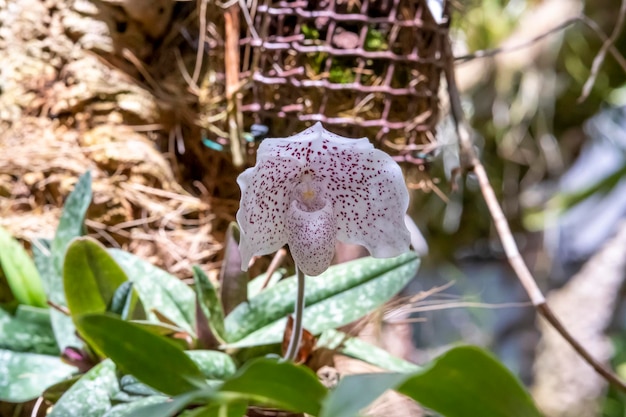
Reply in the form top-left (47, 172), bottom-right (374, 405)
top-left (224, 3), bottom-right (244, 168)
top-left (455, 13), bottom-right (626, 79)
top-left (443, 31), bottom-right (626, 393)
top-left (579, 0), bottom-right (626, 102)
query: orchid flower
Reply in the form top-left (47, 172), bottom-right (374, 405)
top-left (236, 122), bottom-right (411, 276)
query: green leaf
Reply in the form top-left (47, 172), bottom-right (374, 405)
top-left (219, 222), bottom-right (248, 315)
top-left (247, 268), bottom-right (286, 298)
top-left (42, 375), bottom-right (81, 403)
top-left (0, 305), bottom-right (58, 355)
top-left (118, 374), bottom-right (162, 398)
top-left (49, 303), bottom-right (79, 352)
top-left (33, 239), bottom-right (81, 352)
top-left (48, 359), bottom-right (117, 417)
top-left (109, 281), bottom-right (133, 316)
top-left (553, 163), bottom-right (626, 212)
top-left (75, 313), bottom-right (208, 396)
top-left (0, 226), bottom-right (47, 307)
top-left (224, 252), bottom-right (419, 347)
top-left (317, 329), bottom-right (419, 373)
top-left (180, 401), bottom-right (247, 417)
top-left (32, 238), bottom-right (53, 290)
top-left (130, 320), bottom-right (188, 336)
top-left (526, 163), bottom-right (626, 230)
top-left (64, 238), bottom-right (129, 317)
top-left (130, 391), bottom-right (207, 417)
top-left (0, 349), bottom-right (76, 402)
top-left (193, 266), bottom-right (225, 340)
top-left (396, 346), bottom-right (543, 417)
top-left (321, 346), bottom-right (542, 417)
top-left (220, 358), bottom-right (327, 415)
top-left (185, 350), bottom-right (237, 380)
top-left (109, 249), bottom-right (196, 335)
top-left (321, 372), bottom-right (408, 417)
top-left (51, 171), bottom-right (93, 278)
top-left (109, 281), bottom-right (145, 320)
top-left (39, 172), bottom-right (93, 351)
top-left (102, 396), bottom-right (169, 417)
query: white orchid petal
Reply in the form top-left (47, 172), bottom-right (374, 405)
top-left (236, 156), bottom-right (302, 271)
top-left (236, 122), bottom-right (411, 274)
top-left (324, 148), bottom-right (411, 258)
top-left (286, 200), bottom-right (337, 276)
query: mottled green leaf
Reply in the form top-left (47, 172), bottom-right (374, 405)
top-left (247, 268), bottom-right (286, 298)
top-left (0, 305), bottom-right (58, 355)
top-left (193, 266), bottom-right (225, 340)
top-left (51, 171), bottom-right (92, 278)
top-left (64, 238), bottom-right (128, 317)
top-left (0, 349), bottom-right (76, 402)
top-left (102, 396), bottom-right (169, 417)
top-left (76, 313), bottom-right (207, 396)
top-left (225, 252), bottom-right (419, 347)
top-left (185, 350), bottom-right (237, 380)
top-left (32, 238), bottom-right (53, 291)
top-left (39, 172), bottom-right (92, 351)
top-left (49, 308), bottom-right (79, 352)
top-left (109, 249), bottom-right (196, 335)
top-left (48, 359), bottom-right (117, 417)
top-left (109, 281), bottom-right (145, 320)
top-left (118, 374), bottom-right (162, 398)
top-left (0, 226), bottom-right (47, 307)
top-left (33, 239), bottom-right (81, 352)
top-left (220, 358), bottom-right (327, 415)
top-left (317, 329), bottom-right (419, 373)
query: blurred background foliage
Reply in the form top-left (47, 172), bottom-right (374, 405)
top-left (422, 0), bottom-right (626, 262)
top-left (406, 0), bottom-right (626, 415)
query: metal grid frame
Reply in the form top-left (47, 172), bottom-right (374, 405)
top-left (238, 0), bottom-right (446, 158)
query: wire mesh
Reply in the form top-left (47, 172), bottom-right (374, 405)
top-left (204, 0), bottom-right (446, 163)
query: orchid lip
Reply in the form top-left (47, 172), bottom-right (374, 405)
top-left (286, 198), bottom-right (336, 276)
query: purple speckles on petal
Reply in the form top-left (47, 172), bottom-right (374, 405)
top-left (236, 122), bottom-right (411, 275)
top-left (286, 200), bottom-right (336, 276)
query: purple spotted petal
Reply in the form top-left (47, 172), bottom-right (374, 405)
top-left (286, 199), bottom-right (337, 276)
top-left (236, 156), bottom-right (302, 270)
top-left (236, 122), bottom-right (411, 274)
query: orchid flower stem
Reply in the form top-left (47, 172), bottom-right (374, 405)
top-left (284, 266), bottom-right (305, 361)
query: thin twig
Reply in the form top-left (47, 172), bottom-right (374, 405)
top-left (284, 267), bottom-right (305, 361)
top-left (47, 301), bottom-right (70, 316)
top-left (443, 31), bottom-right (626, 393)
top-left (192, 0), bottom-right (209, 85)
top-left (121, 49), bottom-right (161, 92)
top-left (581, 16), bottom-right (626, 74)
top-left (260, 248), bottom-right (287, 290)
top-left (175, 48), bottom-right (200, 94)
top-left (456, 14), bottom-right (626, 78)
top-left (579, 0), bottom-right (626, 102)
top-left (455, 17), bottom-right (580, 63)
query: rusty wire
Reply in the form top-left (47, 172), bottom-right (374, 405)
top-left (202, 0), bottom-right (446, 163)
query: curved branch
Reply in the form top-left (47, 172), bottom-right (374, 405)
top-left (443, 29), bottom-right (626, 393)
